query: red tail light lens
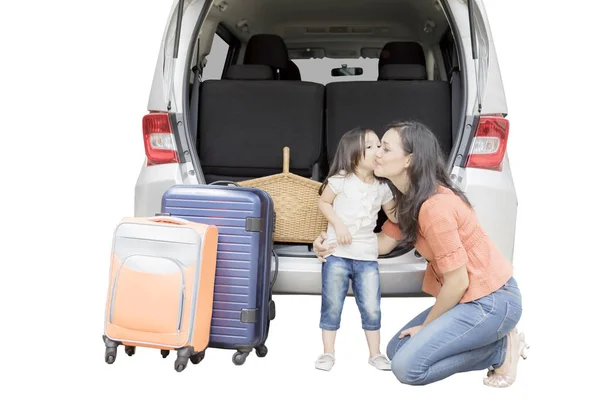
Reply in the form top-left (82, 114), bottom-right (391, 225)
top-left (465, 116), bottom-right (510, 171)
top-left (142, 113), bottom-right (179, 165)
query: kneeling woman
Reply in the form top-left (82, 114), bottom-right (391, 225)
top-left (313, 121), bottom-right (528, 387)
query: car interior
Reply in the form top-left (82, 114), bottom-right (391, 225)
top-left (190, 0), bottom-right (464, 254)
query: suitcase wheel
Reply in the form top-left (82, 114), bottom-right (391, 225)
top-left (103, 335), bottom-right (119, 365)
top-left (255, 345), bottom-right (268, 358)
top-left (232, 351), bottom-right (249, 366)
top-left (190, 350), bottom-right (205, 365)
top-left (124, 346), bottom-right (136, 357)
top-left (104, 347), bottom-right (117, 364)
top-left (174, 347), bottom-right (194, 372)
top-left (174, 356), bottom-right (188, 372)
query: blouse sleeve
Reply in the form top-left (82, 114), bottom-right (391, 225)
top-left (419, 197), bottom-right (468, 274)
top-left (381, 220), bottom-right (402, 241)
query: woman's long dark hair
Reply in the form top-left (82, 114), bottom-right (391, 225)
top-left (389, 121), bottom-right (472, 248)
top-left (319, 127), bottom-right (387, 195)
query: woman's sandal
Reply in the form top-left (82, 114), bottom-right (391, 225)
top-left (483, 329), bottom-right (530, 388)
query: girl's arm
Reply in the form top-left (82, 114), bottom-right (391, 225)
top-left (380, 183), bottom-right (398, 224)
top-left (382, 199), bottom-right (398, 223)
top-left (319, 184), bottom-right (352, 245)
top-left (314, 222), bottom-right (399, 259)
top-left (318, 184), bottom-right (343, 228)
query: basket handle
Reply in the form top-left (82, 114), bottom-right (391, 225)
top-left (283, 146), bottom-right (290, 174)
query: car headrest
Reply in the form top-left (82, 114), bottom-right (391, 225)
top-left (378, 64), bottom-right (427, 80)
top-left (224, 65), bottom-right (275, 80)
top-left (280, 60), bottom-right (301, 80)
top-left (378, 41), bottom-right (426, 68)
top-left (243, 34), bottom-right (290, 71)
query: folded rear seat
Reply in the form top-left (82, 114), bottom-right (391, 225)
top-left (325, 42), bottom-right (452, 164)
top-left (198, 64), bottom-right (325, 183)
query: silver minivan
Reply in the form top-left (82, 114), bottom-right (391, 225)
top-left (135, 0), bottom-right (516, 297)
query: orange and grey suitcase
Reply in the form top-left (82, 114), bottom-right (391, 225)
top-left (102, 216), bottom-right (218, 372)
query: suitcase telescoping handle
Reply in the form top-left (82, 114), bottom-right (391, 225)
top-left (148, 214), bottom-right (191, 225)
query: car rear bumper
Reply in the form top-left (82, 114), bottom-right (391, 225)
top-left (271, 251), bottom-right (429, 297)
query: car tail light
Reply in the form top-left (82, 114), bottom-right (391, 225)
top-left (465, 115), bottom-right (510, 171)
top-left (142, 113), bottom-right (179, 165)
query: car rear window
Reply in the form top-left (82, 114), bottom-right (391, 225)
top-left (292, 57), bottom-right (378, 84)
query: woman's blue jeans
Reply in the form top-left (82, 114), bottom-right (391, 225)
top-left (386, 277), bottom-right (522, 385)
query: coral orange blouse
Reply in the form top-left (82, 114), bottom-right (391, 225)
top-left (380, 185), bottom-right (513, 303)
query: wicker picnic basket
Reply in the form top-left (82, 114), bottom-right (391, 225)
top-left (237, 146), bottom-right (329, 243)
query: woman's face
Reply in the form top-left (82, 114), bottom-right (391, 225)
top-left (374, 128), bottom-right (411, 179)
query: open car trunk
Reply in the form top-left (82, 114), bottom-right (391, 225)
top-left (180, 0), bottom-right (472, 258)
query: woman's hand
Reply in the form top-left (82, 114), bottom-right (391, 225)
top-left (313, 232), bottom-right (336, 262)
top-left (312, 222), bottom-right (400, 261)
top-left (399, 325), bottom-right (423, 338)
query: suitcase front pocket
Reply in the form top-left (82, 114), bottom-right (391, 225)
top-left (110, 255), bottom-right (185, 334)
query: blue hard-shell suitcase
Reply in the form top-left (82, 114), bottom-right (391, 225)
top-left (160, 183), bottom-right (277, 366)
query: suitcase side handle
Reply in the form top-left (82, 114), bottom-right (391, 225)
top-left (147, 215), bottom-right (191, 225)
top-left (270, 249), bottom-right (279, 288)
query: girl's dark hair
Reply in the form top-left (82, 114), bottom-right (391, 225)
top-left (319, 127), bottom-right (387, 195)
top-left (388, 121), bottom-right (472, 248)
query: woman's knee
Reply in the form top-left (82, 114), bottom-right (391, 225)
top-left (391, 351), bottom-right (426, 386)
top-left (386, 334), bottom-right (406, 360)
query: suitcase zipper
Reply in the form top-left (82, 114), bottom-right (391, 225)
top-left (177, 266), bottom-right (185, 333)
top-left (168, 257), bottom-right (186, 334)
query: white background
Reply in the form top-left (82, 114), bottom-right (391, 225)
top-left (1, 0), bottom-right (599, 398)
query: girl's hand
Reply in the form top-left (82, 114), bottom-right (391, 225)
top-left (399, 325), bottom-right (423, 338)
top-left (335, 224), bottom-right (352, 246)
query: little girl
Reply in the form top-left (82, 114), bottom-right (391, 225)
top-left (315, 127), bottom-right (397, 371)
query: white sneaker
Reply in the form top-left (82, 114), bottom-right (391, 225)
top-left (369, 354), bottom-right (392, 370)
top-left (315, 353), bottom-right (335, 371)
